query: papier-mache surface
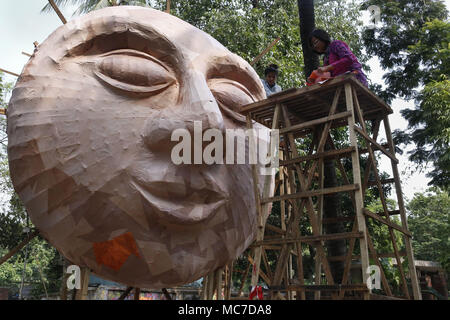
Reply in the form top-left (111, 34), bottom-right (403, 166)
top-left (7, 6), bottom-right (274, 288)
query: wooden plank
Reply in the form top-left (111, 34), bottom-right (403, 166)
top-left (281, 98), bottom-right (340, 290)
top-left (352, 88), bottom-right (408, 298)
top-left (249, 104), bottom-right (280, 289)
top-left (75, 267), bottom-right (90, 300)
top-left (366, 231), bottom-right (393, 296)
top-left (261, 184), bottom-right (359, 204)
top-left (134, 287), bottom-right (141, 300)
top-left (251, 37), bottom-right (281, 66)
top-left (363, 209), bottom-right (412, 237)
top-left (0, 230), bottom-right (39, 266)
top-left (305, 88), bottom-right (343, 187)
top-left (280, 111), bottom-right (352, 134)
top-left (281, 133), bottom-right (303, 300)
top-left (0, 67), bottom-right (20, 77)
top-left (326, 135), bottom-right (357, 211)
top-left (359, 143), bottom-right (390, 154)
top-left (162, 288), bottom-right (172, 300)
top-left (262, 249), bottom-right (273, 280)
top-left (262, 245), bottom-right (282, 250)
top-left (348, 75), bottom-right (393, 114)
top-left (271, 284), bottom-right (369, 292)
top-left (48, 0), bottom-right (67, 24)
top-left (370, 294), bottom-right (405, 300)
top-left (366, 178), bottom-right (395, 187)
top-left (269, 107), bottom-right (306, 296)
top-left (166, 0), bottom-right (171, 13)
top-left (207, 271), bottom-right (214, 300)
top-left (216, 267), bottom-right (224, 300)
top-left (225, 262), bottom-right (233, 300)
top-left (322, 216), bottom-right (354, 224)
top-left (345, 83), bottom-right (371, 299)
top-left (383, 115), bottom-right (422, 300)
top-left (251, 232), bottom-right (364, 247)
top-left (265, 224), bottom-right (285, 235)
top-left (362, 119), bottom-right (381, 194)
top-left (237, 261), bottom-right (251, 297)
top-left (280, 147), bottom-right (355, 166)
top-left (338, 221), bottom-right (360, 300)
top-left (118, 287), bottom-right (133, 300)
top-left (248, 255), bottom-right (271, 286)
top-left (328, 251), bottom-right (407, 262)
top-left (240, 74), bottom-right (392, 116)
top-left (354, 126), bottom-right (399, 164)
top-left (314, 148), bottom-right (325, 300)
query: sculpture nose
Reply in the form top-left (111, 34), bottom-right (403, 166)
top-left (142, 71), bottom-right (224, 151)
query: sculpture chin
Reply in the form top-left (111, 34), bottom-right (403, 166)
top-left (131, 179), bottom-right (228, 225)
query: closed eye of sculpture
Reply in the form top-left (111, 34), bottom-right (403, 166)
top-left (94, 49), bottom-right (176, 95)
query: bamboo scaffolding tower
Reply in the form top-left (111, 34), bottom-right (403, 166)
top-left (231, 73), bottom-right (422, 300)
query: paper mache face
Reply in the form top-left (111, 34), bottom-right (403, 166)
top-left (7, 6), bottom-right (272, 288)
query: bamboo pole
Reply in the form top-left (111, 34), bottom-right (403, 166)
top-left (75, 267), bottom-right (90, 300)
top-left (0, 230), bottom-right (39, 266)
top-left (383, 115), bottom-right (422, 300)
top-left (251, 37), bottom-right (281, 66)
top-left (344, 83), bottom-right (370, 300)
top-left (134, 287), bottom-right (141, 300)
top-left (162, 288), bottom-right (172, 300)
top-left (48, 0), bottom-right (67, 24)
top-left (0, 67), bottom-right (20, 77)
top-left (118, 287), bottom-right (134, 300)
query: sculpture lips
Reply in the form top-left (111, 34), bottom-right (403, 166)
top-left (131, 180), bottom-right (227, 225)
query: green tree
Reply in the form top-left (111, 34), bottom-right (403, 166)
top-left (361, 0), bottom-right (450, 189)
top-left (41, 0), bottom-right (149, 16)
top-left (407, 188), bottom-right (450, 275)
top-left (0, 73), bottom-right (63, 299)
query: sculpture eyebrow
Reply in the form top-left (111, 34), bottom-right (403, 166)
top-left (208, 58), bottom-right (264, 101)
top-left (65, 27), bottom-right (179, 64)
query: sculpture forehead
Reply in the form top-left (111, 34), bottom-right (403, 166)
top-left (37, 6), bottom-right (248, 69)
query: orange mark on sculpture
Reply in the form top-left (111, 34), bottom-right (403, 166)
top-left (93, 232), bottom-right (140, 271)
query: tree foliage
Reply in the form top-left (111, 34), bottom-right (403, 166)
top-left (43, 0), bottom-right (369, 90)
top-left (361, 0), bottom-right (448, 100)
top-left (41, 0), bottom-right (150, 16)
top-left (0, 73), bottom-right (63, 299)
top-left (361, 0), bottom-right (450, 189)
top-left (407, 188), bottom-right (450, 275)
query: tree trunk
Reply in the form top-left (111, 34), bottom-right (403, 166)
top-left (298, 0), bottom-right (319, 80)
top-left (297, 0), bottom-right (345, 284)
top-left (322, 144), bottom-right (346, 283)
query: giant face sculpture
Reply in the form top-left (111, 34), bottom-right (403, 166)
top-left (7, 6), bottom-right (272, 288)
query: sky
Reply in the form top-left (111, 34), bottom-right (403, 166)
top-left (0, 0), bottom-right (448, 202)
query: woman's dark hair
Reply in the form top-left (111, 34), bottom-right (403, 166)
top-left (309, 29), bottom-right (331, 53)
top-left (264, 64), bottom-right (279, 76)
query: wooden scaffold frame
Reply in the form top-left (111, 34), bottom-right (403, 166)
top-left (233, 73), bottom-right (422, 300)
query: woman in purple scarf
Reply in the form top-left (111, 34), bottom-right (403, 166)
top-left (309, 29), bottom-right (368, 87)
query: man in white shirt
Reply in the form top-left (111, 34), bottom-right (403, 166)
top-left (261, 64), bottom-right (282, 97)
